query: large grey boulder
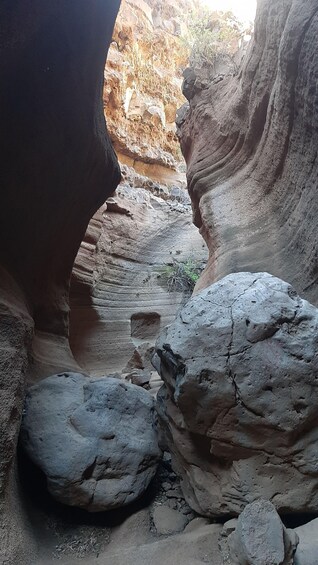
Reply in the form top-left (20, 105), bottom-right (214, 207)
top-left (20, 373), bottom-right (161, 511)
top-left (155, 272), bottom-right (318, 517)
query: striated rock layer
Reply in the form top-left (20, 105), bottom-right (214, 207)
top-left (70, 172), bottom-right (207, 376)
top-left (0, 2), bottom-right (120, 562)
top-left (156, 272), bottom-right (318, 517)
top-left (177, 0), bottom-right (318, 304)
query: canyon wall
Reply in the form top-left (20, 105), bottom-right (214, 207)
top-left (3, 0), bottom-right (318, 561)
top-left (0, 2), bottom-right (120, 562)
top-left (70, 169), bottom-right (207, 376)
top-left (70, 0), bottom-right (208, 376)
top-left (178, 0), bottom-right (318, 305)
top-left (104, 0), bottom-right (195, 185)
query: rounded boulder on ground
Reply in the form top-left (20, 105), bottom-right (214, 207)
top-left (155, 272), bottom-right (318, 517)
top-left (20, 373), bottom-right (161, 511)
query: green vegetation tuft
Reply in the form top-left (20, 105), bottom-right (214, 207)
top-left (161, 259), bottom-right (203, 294)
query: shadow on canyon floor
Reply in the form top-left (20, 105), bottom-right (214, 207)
top-left (18, 447), bottom-right (160, 560)
top-left (18, 444), bottom-right (318, 560)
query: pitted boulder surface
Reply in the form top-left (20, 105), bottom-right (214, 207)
top-left (21, 373), bottom-right (161, 511)
top-left (228, 500), bottom-right (298, 565)
top-left (156, 272), bottom-right (318, 517)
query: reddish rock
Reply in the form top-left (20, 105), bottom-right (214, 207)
top-left (104, 0), bottom-right (194, 183)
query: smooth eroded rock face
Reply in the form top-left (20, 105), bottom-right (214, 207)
top-left (156, 272), bottom-right (318, 517)
top-left (177, 0), bottom-right (318, 304)
top-left (20, 373), bottom-right (161, 511)
top-left (70, 180), bottom-right (207, 376)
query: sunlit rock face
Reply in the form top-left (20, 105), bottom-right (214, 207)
top-left (0, 1), bottom-right (120, 561)
top-left (177, 0), bottom-right (318, 305)
top-left (156, 272), bottom-right (318, 518)
top-left (69, 0), bottom-right (213, 377)
top-left (104, 0), bottom-right (197, 185)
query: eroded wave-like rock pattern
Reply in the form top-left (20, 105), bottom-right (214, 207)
top-left (177, 0), bottom-right (318, 304)
top-left (70, 173), bottom-right (207, 375)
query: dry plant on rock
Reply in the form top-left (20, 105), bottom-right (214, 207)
top-left (162, 259), bottom-right (203, 294)
top-left (184, 8), bottom-right (246, 71)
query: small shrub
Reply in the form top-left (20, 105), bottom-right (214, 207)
top-left (183, 8), bottom-right (245, 71)
top-left (162, 259), bottom-right (203, 294)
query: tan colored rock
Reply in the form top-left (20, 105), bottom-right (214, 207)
top-left (70, 181), bottom-right (207, 376)
top-left (104, 0), bottom-right (191, 180)
top-left (177, 0), bottom-right (318, 305)
top-left (165, 102), bottom-right (177, 125)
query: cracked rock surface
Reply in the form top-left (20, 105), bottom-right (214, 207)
top-left (155, 272), bottom-right (318, 517)
top-left (20, 373), bottom-right (161, 511)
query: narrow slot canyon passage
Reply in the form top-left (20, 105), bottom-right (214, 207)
top-left (1, 1), bottom-right (318, 564)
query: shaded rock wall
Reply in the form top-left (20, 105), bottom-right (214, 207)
top-left (0, 2), bottom-right (120, 562)
top-left (177, 0), bottom-right (318, 304)
top-left (70, 172), bottom-right (207, 376)
top-left (0, 268), bottom-right (35, 563)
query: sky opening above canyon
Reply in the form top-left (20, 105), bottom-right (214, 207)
top-left (202, 0), bottom-right (257, 24)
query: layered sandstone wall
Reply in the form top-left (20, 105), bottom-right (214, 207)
top-left (177, 0), bottom-right (318, 305)
top-left (70, 169), bottom-right (207, 376)
top-left (69, 0), bottom-right (209, 376)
